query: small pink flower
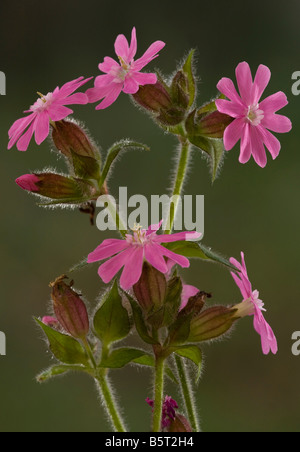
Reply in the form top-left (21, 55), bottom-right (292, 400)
top-left (8, 76), bottom-right (92, 151)
top-left (230, 252), bottom-right (278, 355)
top-left (146, 395), bottom-right (178, 429)
top-left (216, 62), bottom-right (292, 167)
top-left (15, 174), bottom-right (40, 192)
top-left (88, 222), bottom-right (201, 290)
top-left (86, 27), bottom-right (165, 110)
top-left (42, 316), bottom-right (59, 328)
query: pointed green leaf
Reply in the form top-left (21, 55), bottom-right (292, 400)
top-left (165, 241), bottom-right (238, 271)
top-left (100, 348), bottom-right (150, 368)
top-left (182, 49), bottom-right (196, 107)
top-left (99, 140), bottom-right (150, 187)
top-left (36, 364), bottom-right (91, 383)
top-left (35, 318), bottom-right (89, 365)
top-left (174, 345), bottom-right (203, 383)
top-left (93, 280), bottom-right (131, 346)
top-left (70, 149), bottom-right (101, 180)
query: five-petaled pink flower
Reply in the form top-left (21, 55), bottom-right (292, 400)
top-left (88, 222), bottom-right (201, 291)
top-left (86, 27), bottom-right (165, 110)
top-left (8, 76), bottom-right (92, 151)
top-left (216, 62), bottom-right (292, 168)
top-left (230, 252), bottom-right (278, 355)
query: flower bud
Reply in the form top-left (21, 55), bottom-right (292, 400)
top-left (50, 276), bottom-right (89, 340)
top-left (133, 262), bottom-right (167, 313)
top-left (167, 414), bottom-right (193, 432)
top-left (52, 119), bottom-right (99, 159)
top-left (195, 110), bottom-right (233, 138)
top-left (171, 70), bottom-right (190, 110)
top-left (16, 172), bottom-right (97, 203)
top-left (188, 305), bottom-right (237, 343)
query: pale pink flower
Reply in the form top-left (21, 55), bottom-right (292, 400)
top-left (86, 27), bottom-right (165, 110)
top-left (216, 62), bottom-right (292, 167)
top-left (230, 252), bottom-right (278, 355)
top-left (8, 77), bottom-right (92, 151)
top-left (88, 222), bottom-right (201, 291)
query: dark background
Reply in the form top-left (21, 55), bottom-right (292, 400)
top-left (0, 0), bottom-right (299, 432)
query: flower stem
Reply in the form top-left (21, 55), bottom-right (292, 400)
top-left (152, 357), bottom-right (165, 432)
top-left (164, 137), bottom-right (190, 234)
top-left (95, 370), bottom-right (127, 432)
top-left (165, 134), bottom-right (200, 432)
top-left (175, 355), bottom-right (200, 432)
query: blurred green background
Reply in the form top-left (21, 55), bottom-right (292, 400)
top-left (0, 0), bottom-right (299, 432)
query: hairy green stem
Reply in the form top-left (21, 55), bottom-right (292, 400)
top-left (175, 355), bottom-right (200, 432)
top-left (164, 137), bottom-right (190, 234)
top-left (152, 357), bottom-right (165, 432)
top-left (95, 370), bottom-right (127, 432)
top-left (165, 135), bottom-right (200, 432)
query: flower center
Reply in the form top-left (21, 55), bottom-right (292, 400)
top-left (246, 104), bottom-right (264, 126)
top-left (30, 92), bottom-right (53, 112)
top-left (126, 224), bottom-right (151, 246)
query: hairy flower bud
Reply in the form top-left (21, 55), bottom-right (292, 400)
top-left (188, 306), bottom-right (237, 343)
top-left (50, 276), bottom-right (89, 339)
top-left (16, 172), bottom-right (97, 204)
top-left (167, 414), bottom-right (193, 432)
top-left (133, 262), bottom-right (167, 313)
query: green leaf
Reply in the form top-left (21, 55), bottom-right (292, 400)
top-left (182, 49), bottom-right (196, 108)
top-left (165, 241), bottom-right (238, 271)
top-left (36, 364), bottom-right (91, 383)
top-left (70, 149), bottom-right (101, 180)
top-left (99, 140), bottom-right (150, 187)
top-left (175, 345), bottom-right (203, 383)
top-left (69, 257), bottom-right (89, 273)
top-left (35, 318), bottom-right (88, 365)
top-left (93, 280), bottom-right (131, 346)
top-left (123, 291), bottom-right (158, 345)
top-left (188, 134), bottom-right (224, 182)
top-left (147, 277), bottom-right (183, 329)
top-left (100, 348), bottom-right (149, 369)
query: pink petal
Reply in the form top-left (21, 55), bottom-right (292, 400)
top-left (259, 91), bottom-right (288, 114)
top-left (98, 248), bottom-right (132, 284)
top-left (8, 114), bottom-right (36, 149)
top-left (155, 243), bottom-right (190, 268)
top-left (250, 125), bottom-right (267, 168)
top-left (34, 111), bottom-right (50, 145)
top-left (257, 126), bottom-right (281, 160)
top-left (95, 84), bottom-right (123, 110)
top-left (57, 76), bottom-right (92, 99)
top-left (146, 220), bottom-right (163, 235)
top-left (62, 93), bottom-right (88, 105)
top-left (95, 74), bottom-right (116, 88)
top-left (99, 57), bottom-right (120, 73)
top-left (261, 113), bottom-right (292, 133)
top-left (114, 33), bottom-right (130, 62)
top-left (86, 86), bottom-right (107, 103)
top-left (128, 27), bottom-right (137, 62)
top-left (144, 243), bottom-right (168, 274)
top-left (215, 99), bottom-right (245, 118)
top-left (253, 307), bottom-right (278, 355)
top-left (239, 123), bottom-right (252, 164)
top-left (217, 77), bottom-right (245, 106)
top-left (223, 118), bottom-right (245, 151)
top-left (235, 62), bottom-right (253, 105)
top-left (48, 105), bottom-right (73, 122)
top-left (120, 246), bottom-right (144, 290)
top-left (131, 72), bottom-right (157, 86)
top-left (180, 285), bottom-right (199, 311)
top-left (155, 231), bottom-right (202, 243)
top-left (87, 239), bottom-right (130, 262)
top-left (123, 76), bottom-right (140, 94)
top-left (133, 41), bottom-right (166, 71)
top-left (252, 64), bottom-right (271, 104)
top-left (16, 120), bottom-right (36, 151)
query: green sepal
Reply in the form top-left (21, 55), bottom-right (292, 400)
top-left (93, 280), bottom-right (131, 347)
top-left (35, 318), bottom-right (89, 366)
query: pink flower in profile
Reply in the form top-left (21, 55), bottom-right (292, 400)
top-left (86, 27), bottom-right (165, 110)
top-left (146, 396), bottom-right (178, 429)
top-left (88, 222), bottom-right (201, 291)
top-left (8, 76), bottom-right (92, 151)
top-left (230, 252), bottom-right (278, 355)
top-left (216, 62), bottom-right (292, 167)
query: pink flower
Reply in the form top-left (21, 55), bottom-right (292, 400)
top-left (88, 222), bottom-right (201, 290)
top-left (86, 27), bottom-right (165, 110)
top-left (8, 76), bottom-right (92, 151)
top-left (180, 284), bottom-right (199, 311)
top-left (146, 395), bottom-right (178, 429)
top-left (230, 252), bottom-right (278, 355)
top-left (216, 62), bottom-right (292, 167)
